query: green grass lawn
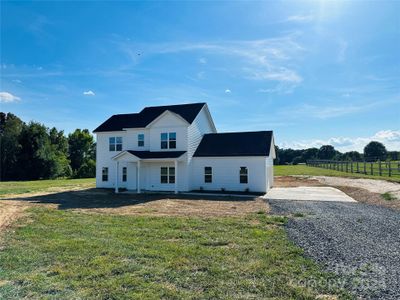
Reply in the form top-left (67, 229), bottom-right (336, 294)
top-left (0, 178), bottom-right (95, 197)
top-left (274, 165), bottom-right (400, 182)
top-left (0, 207), bottom-right (350, 299)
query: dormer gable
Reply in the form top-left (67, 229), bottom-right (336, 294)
top-left (146, 110), bottom-right (190, 128)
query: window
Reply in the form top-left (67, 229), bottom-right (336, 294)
top-left (169, 167), bottom-right (175, 183)
top-left (169, 132), bottom-right (176, 149)
top-left (109, 137), bottom-right (123, 151)
top-left (204, 166), bottom-right (212, 183)
top-left (160, 132), bottom-right (176, 149)
top-left (161, 133), bottom-right (168, 149)
top-left (160, 167), bottom-right (175, 184)
top-left (122, 167), bottom-right (127, 182)
top-left (138, 134), bottom-right (144, 147)
top-left (102, 167), bottom-right (108, 181)
top-left (240, 167), bottom-right (248, 184)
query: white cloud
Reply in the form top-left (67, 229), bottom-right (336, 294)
top-left (225, 89), bottom-right (231, 93)
top-left (12, 79), bottom-right (22, 83)
top-left (83, 90), bottom-right (95, 96)
top-left (286, 14), bottom-right (314, 23)
top-left (280, 130), bottom-right (400, 152)
top-left (0, 92), bottom-right (21, 103)
top-left (199, 57), bottom-right (207, 64)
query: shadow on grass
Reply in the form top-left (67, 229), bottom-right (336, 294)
top-left (1, 188), bottom-right (258, 210)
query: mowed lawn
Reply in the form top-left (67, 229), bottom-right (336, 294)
top-left (275, 165), bottom-right (400, 182)
top-left (0, 178), bottom-right (95, 197)
top-left (0, 180), bottom-right (350, 299)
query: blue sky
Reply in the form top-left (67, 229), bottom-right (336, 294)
top-left (1, 1), bottom-right (399, 151)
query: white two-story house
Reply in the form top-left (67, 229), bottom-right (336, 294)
top-left (93, 103), bottom-right (275, 194)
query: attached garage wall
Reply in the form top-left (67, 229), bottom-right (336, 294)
top-left (191, 156), bottom-right (268, 193)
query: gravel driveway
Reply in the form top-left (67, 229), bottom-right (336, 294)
top-left (268, 199), bottom-right (400, 300)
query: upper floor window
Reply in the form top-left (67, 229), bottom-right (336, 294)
top-left (161, 132), bottom-right (176, 149)
top-left (122, 167), bottom-right (127, 182)
top-left (109, 137), bottom-right (122, 151)
top-left (102, 167), bottom-right (108, 181)
top-left (240, 167), bottom-right (248, 184)
top-left (204, 166), bottom-right (212, 183)
top-left (138, 134), bottom-right (144, 147)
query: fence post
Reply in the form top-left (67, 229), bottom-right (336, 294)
top-left (346, 162), bottom-right (348, 173)
top-left (370, 162), bottom-right (373, 175)
top-left (356, 161), bottom-right (359, 173)
top-left (378, 160), bottom-right (382, 176)
top-left (364, 161), bottom-right (366, 174)
top-left (388, 161), bottom-right (391, 177)
top-left (351, 162), bottom-right (353, 173)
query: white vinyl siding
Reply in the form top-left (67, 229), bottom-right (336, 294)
top-left (191, 157), bottom-right (268, 192)
top-left (187, 105), bottom-right (216, 160)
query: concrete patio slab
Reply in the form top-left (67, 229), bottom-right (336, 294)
top-left (264, 186), bottom-right (357, 202)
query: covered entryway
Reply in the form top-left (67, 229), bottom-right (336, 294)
top-left (112, 150), bottom-right (187, 194)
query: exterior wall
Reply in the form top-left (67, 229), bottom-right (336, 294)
top-left (141, 161), bottom-right (188, 191)
top-left (187, 106), bottom-right (216, 160)
top-left (191, 156), bottom-right (268, 193)
top-left (266, 156), bottom-right (274, 190)
top-left (148, 113), bottom-right (188, 152)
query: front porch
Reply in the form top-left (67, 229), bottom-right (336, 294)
top-left (112, 150), bottom-right (187, 194)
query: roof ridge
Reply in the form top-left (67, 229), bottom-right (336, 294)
top-left (142, 102), bottom-right (206, 110)
top-left (205, 130), bottom-right (272, 135)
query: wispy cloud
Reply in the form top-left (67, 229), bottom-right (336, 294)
top-left (0, 92), bottom-right (21, 103)
top-left (117, 35), bottom-right (304, 88)
top-left (337, 39), bottom-right (348, 62)
top-left (286, 14), bottom-right (314, 23)
top-left (198, 57), bottom-right (207, 64)
top-left (281, 98), bottom-right (397, 119)
top-left (225, 89), bottom-right (231, 93)
top-left (83, 90), bottom-right (95, 96)
top-left (281, 130), bottom-right (400, 152)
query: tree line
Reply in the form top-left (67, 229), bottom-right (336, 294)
top-left (0, 112), bottom-right (96, 181)
top-left (275, 142), bottom-right (400, 165)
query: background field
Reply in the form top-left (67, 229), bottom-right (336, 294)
top-left (0, 178), bottom-right (95, 197)
top-left (275, 165), bottom-right (400, 183)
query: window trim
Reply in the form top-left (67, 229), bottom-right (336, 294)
top-left (102, 167), bottom-right (108, 182)
top-left (109, 136), bottom-right (123, 151)
top-left (169, 132), bottom-right (176, 149)
top-left (160, 132), bottom-right (177, 149)
top-left (204, 166), bottom-right (212, 183)
top-left (160, 166), bottom-right (175, 184)
top-left (138, 134), bottom-right (144, 147)
top-left (122, 167), bottom-right (127, 182)
top-left (161, 133), bottom-right (168, 149)
top-left (239, 167), bottom-right (248, 184)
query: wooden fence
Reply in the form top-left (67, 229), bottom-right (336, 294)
top-left (307, 160), bottom-right (400, 177)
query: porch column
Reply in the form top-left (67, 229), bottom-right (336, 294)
top-left (115, 161), bottom-right (119, 193)
top-left (174, 160), bottom-right (178, 194)
top-left (137, 160), bottom-right (141, 193)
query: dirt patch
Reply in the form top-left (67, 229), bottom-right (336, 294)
top-left (1, 187), bottom-right (269, 222)
top-left (275, 176), bottom-right (400, 210)
top-left (308, 176), bottom-right (400, 200)
top-left (0, 201), bottom-right (30, 231)
top-left (275, 176), bottom-right (323, 187)
top-left (335, 186), bottom-right (400, 211)
top-left (74, 197), bottom-right (268, 217)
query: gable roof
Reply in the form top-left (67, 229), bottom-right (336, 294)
top-left (93, 103), bottom-right (206, 133)
top-left (193, 131), bottom-right (274, 157)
